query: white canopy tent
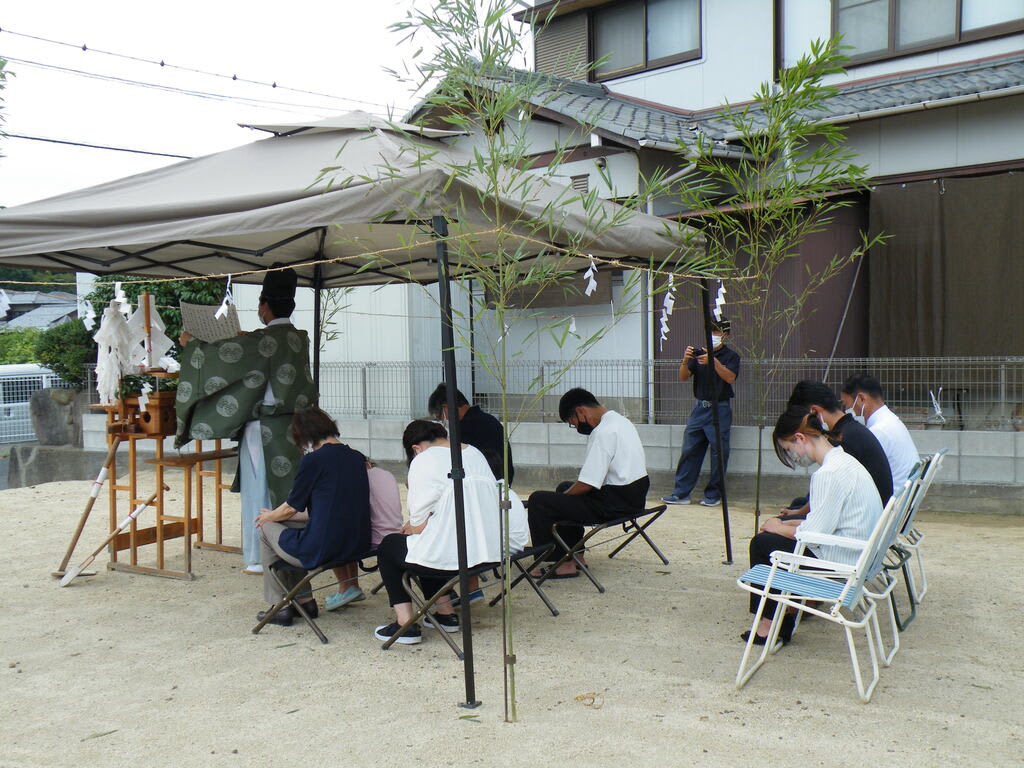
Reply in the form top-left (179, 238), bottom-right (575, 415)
top-left (0, 111), bottom-right (712, 707)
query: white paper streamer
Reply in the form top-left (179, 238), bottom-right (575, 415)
top-left (713, 281), bottom-right (727, 322)
top-left (158, 355), bottom-right (181, 374)
top-left (0, 289), bottom-right (10, 318)
top-left (659, 275), bottom-right (676, 351)
top-left (113, 282), bottom-right (131, 317)
top-left (137, 381), bottom-right (153, 411)
top-left (82, 302), bottom-right (97, 331)
top-left (568, 317), bottom-right (577, 335)
top-left (583, 255), bottom-right (598, 297)
top-left (929, 387), bottom-right (946, 424)
top-left (214, 274), bottom-right (234, 320)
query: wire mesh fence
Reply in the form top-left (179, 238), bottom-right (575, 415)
top-left (22, 356), bottom-right (1024, 445)
top-left (0, 367), bottom-right (75, 443)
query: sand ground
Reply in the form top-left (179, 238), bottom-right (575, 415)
top-left (2, 471), bottom-right (1022, 768)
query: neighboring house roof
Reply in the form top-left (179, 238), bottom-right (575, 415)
top-left (433, 52), bottom-right (1024, 149)
top-left (3, 290), bottom-right (79, 306)
top-left (2, 303), bottom-right (77, 330)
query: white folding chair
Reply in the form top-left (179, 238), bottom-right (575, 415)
top-left (736, 482), bottom-right (908, 702)
top-left (897, 448), bottom-right (947, 604)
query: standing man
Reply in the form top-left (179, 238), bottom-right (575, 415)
top-left (662, 318), bottom-right (740, 507)
top-left (840, 374), bottom-right (919, 491)
top-left (176, 265), bottom-right (318, 574)
top-left (527, 388), bottom-right (648, 578)
top-left (427, 383), bottom-right (514, 484)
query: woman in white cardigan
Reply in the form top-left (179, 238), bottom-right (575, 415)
top-left (373, 420), bottom-right (501, 645)
top-left (743, 404), bottom-right (884, 645)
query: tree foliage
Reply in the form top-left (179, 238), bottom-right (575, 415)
top-left (0, 268), bottom-right (77, 293)
top-left (34, 320), bottom-right (96, 387)
top-left (0, 327), bottom-right (42, 363)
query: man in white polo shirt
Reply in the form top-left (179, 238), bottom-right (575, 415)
top-left (527, 388), bottom-right (649, 578)
top-left (840, 373), bottom-right (919, 491)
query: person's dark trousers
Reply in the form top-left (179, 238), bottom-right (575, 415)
top-left (527, 476), bottom-right (650, 561)
top-left (671, 401), bottom-right (732, 502)
top-left (747, 532), bottom-right (815, 616)
top-left (376, 533), bottom-right (455, 607)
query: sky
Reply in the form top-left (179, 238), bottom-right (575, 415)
top-left (0, 0), bottom-right (517, 208)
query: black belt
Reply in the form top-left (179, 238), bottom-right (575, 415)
top-left (696, 399), bottom-right (728, 408)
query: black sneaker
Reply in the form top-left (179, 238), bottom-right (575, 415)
top-left (426, 612), bottom-right (460, 633)
top-left (374, 621), bottom-right (422, 645)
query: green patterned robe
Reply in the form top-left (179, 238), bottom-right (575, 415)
top-left (174, 324), bottom-right (318, 506)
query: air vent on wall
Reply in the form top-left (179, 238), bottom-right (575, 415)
top-left (570, 174), bottom-right (589, 193)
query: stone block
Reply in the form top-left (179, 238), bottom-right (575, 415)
top-left (1016, 432), bottom-right (1024, 457)
top-left (932, 456), bottom-right (959, 483)
top-left (369, 419), bottom-right (406, 440)
top-left (643, 446), bottom-right (672, 471)
top-left (960, 456), bottom-right (1015, 484)
top-left (508, 422), bottom-right (547, 445)
top-left (29, 388), bottom-right (82, 447)
top-left (670, 425), bottom-right (685, 447)
top-left (1017, 460), bottom-right (1024, 484)
top-left (346, 439), bottom-right (371, 457)
top-left (335, 419), bottom-right (370, 439)
top-left (369, 438), bottom-right (404, 462)
top-left (910, 430), bottom-right (959, 455)
top-left (514, 444), bottom-right (549, 467)
top-left (635, 424), bottom-right (672, 447)
top-left (725, 449), bottom-right (759, 474)
top-left (730, 427), bottom-right (760, 450)
top-left (960, 431), bottom-right (1014, 457)
top-left (550, 444), bottom-right (586, 466)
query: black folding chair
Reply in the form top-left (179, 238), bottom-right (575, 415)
top-left (251, 551), bottom-right (378, 644)
top-left (487, 543), bottom-right (559, 616)
top-left (380, 561), bottom-right (499, 657)
top-left (538, 504), bottom-right (669, 593)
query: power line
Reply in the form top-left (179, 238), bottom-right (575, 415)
top-left (0, 26), bottom-right (411, 114)
top-left (5, 133), bottom-right (191, 159)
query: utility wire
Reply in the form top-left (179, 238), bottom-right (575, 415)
top-left (0, 26), bottom-right (412, 114)
top-left (5, 133), bottom-right (190, 159)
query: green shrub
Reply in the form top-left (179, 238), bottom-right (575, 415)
top-left (0, 327), bottom-right (42, 363)
top-left (34, 320), bottom-right (96, 387)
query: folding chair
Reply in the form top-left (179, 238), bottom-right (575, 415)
top-left (380, 561), bottom-right (499, 657)
top-left (539, 505), bottom-right (669, 593)
top-left (895, 448), bottom-right (946, 605)
top-left (487, 543), bottom-right (560, 616)
top-left (736, 485), bottom-right (908, 703)
top-left (251, 551), bottom-right (378, 644)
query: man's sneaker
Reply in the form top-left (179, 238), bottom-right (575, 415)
top-left (426, 612), bottom-right (460, 633)
top-left (450, 589), bottom-right (484, 608)
top-left (374, 621), bottom-right (422, 644)
top-left (325, 586), bottom-right (366, 611)
top-left (699, 497), bottom-right (721, 507)
top-left (661, 494), bottom-right (690, 505)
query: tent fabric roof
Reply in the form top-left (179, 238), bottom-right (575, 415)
top-left (0, 112), bottom-right (700, 289)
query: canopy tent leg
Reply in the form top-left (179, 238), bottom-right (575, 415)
top-left (701, 278), bottom-right (733, 565)
top-left (432, 215), bottom-right (480, 709)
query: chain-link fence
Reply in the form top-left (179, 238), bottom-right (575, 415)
top-left (58, 356), bottom-right (1024, 439)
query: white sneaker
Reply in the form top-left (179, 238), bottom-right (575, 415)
top-left (243, 564), bottom-right (264, 575)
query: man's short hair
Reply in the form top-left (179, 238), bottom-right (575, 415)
top-left (558, 388), bottom-right (600, 422)
top-left (710, 317), bottom-right (731, 333)
top-left (427, 383), bottom-right (469, 417)
top-left (841, 373), bottom-right (884, 400)
top-left (787, 380), bottom-right (843, 412)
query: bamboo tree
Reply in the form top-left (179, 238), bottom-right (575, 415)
top-left (672, 38), bottom-right (888, 530)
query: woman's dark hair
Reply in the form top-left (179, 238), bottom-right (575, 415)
top-left (402, 419), bottom-right (447, 466)
top-left (772, 404), bottom-right (839, 469)
top-left (787, 380), bottom-right (843, 412)
top-left (558, 388), bottom-right (600, 422)
top-left (290, 406), bottom-right (340, 449)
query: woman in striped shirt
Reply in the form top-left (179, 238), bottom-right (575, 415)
top-left (742, 405), bottom-right (884, 645)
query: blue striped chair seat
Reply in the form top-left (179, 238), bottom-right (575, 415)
top-left (740, 564), bottom-right (861, 609)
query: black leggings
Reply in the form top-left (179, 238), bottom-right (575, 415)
top-left (376, 533), bottom-right (457, 607)
top-left (747, 532), bottom-right (816, 617)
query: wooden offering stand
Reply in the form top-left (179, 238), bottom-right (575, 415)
top-left (95, 371), bottom-right (238, 580)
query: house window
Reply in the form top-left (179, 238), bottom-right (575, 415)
top-left (834, 0), bottom-right (1024, 63)
top-left (592, 0), bottom-right (701, 80)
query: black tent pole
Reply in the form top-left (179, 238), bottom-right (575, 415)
top-left (432, 215), bottom-right (480, 709)
top-left (700, 278), bottom-right (733, 565)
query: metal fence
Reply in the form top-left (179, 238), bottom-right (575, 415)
top-left (0, 368), bottom-right (75, 443)
top-left (316, 356), bottom-right (1024, 431)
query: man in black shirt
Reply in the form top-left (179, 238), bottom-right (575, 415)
top-left (427, 383), bottom-right (514, 484)
top-left (662, 318), bottom-right (741, 506)
top-left (782, 380), bottom-right (894, 516)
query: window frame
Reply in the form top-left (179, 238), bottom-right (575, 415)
top-left (590, 0), bottom-right (702, 82)
top-left (832, 0), bottom-right (1024, 66)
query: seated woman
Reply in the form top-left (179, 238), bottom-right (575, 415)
top-left (373, 420), bottom-right (501, 645)
top-left (325, 452), bottom-right (403, 611)
top-left (744, 404), bottom-right (883, 645)
top-left (254, 406), bottom-right (371, 626)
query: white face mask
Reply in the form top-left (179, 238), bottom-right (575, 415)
top-left (786, 437), bottom-right (816, 468)
top-left (845, 397), bottom-right (866, 425)
top-left (710, 334), bottom-right (723, 349)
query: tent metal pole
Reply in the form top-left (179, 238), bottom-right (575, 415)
top-left (433, 215), bottom-right (480, 709)
top-left (701, 278), bottom-right (733, 564)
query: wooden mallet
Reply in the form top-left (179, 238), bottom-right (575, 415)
top-left (52, 437), bottom-right (122, 578)
top-left (60, 484), bottom-right (169, 587)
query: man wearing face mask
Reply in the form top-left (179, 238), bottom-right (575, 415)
top-left (176, 264), bottom-right (318, 574)
top-left (780, 380), bottom-right (893, 518)
top-left (427, 383), bottom-right (514, 484)
top-left (663, 318), bottom-right (741, 507)
top-left (840, 374), bottom-right (919, 492)
top-left (526, 388), bottom-right (648, 578)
